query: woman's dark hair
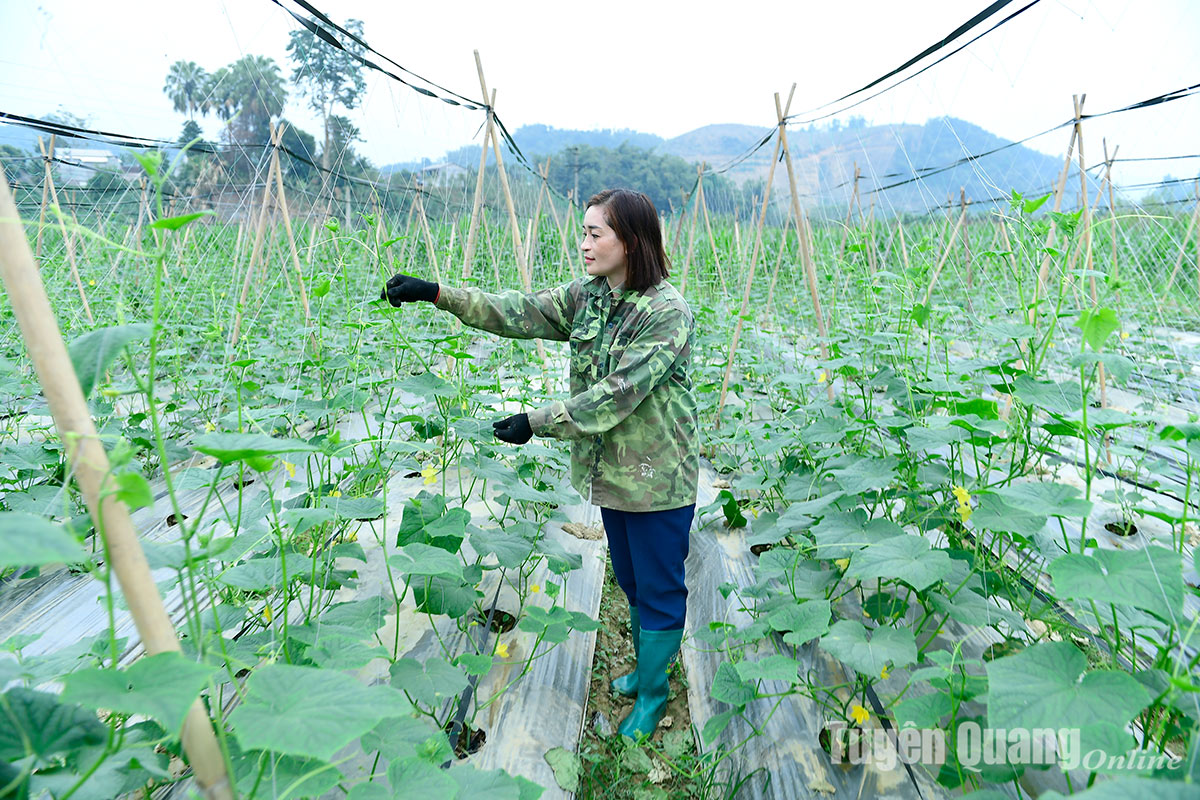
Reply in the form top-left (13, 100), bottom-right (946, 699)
top-left (586, 188), bottom-right (670, 292)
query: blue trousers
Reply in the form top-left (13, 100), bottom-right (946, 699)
top-left (600, 504), bottom-right (694, 631)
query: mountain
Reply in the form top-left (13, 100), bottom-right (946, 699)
top-left (656, 117), bottom-right (1067, 212)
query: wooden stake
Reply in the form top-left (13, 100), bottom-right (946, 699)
top-left (697, 168), bottom-right (729, 299)
top-left (838, 162), bottom-right (860, 260)
top-left (412, 177), bottom-right (442, 283)
top-left (524, 158), bottom-right (550, 268)
top-left (960, 189), bottom-right (973, 292)
top-left (922, 210), bottom-right (964, 307)
top-left (268, 123), bottom-right (317, 356)
top-left (474, 54), bottom-right (530, 290)
top-left (37, 136), bottom-right (94, 325)
top-left (0, 170), bottom-right (232, 800)
top-left (36, 135), bottom-right (56, 259)
top-left (778, 89), bottom-right (834, 403)
top-left (1032, 97), bottom-right (1082, 317)
top-left (1165, 182), bottom-right (1200, 293)
top-left (229, 157), bottom-right (274, 349)
top-left (679, 164), bottom-right (703, 295)
top-left (461, 90), bottom-right (496, 281)
top-left (717, 88), bottom-right (793, 421)
top-left (670, 187), bottom-right (690, 256)
top-left (1102, 141), bottom-right (1119, 288)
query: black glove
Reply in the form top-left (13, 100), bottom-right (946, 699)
top-left (493, 413), bottom-right (533, 444)
top-left (380, 273), bottom-right (439, 306)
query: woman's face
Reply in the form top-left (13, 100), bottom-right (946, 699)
top-left (581, 204), bottom-right (628, 287)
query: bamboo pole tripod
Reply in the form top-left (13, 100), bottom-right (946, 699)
top-left (0, 170), bottom-right (233, 800)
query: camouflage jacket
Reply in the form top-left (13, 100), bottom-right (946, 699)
top-left (435, 274), bottom-right (698, 512)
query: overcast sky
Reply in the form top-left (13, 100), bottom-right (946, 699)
top-left (3, 0), bottom-right (1198, 191)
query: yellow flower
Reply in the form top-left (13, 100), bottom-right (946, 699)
top-left (530, 584), bottom-right (541, 594)
top-left (204, 421), bottom-right (216, 432)
top-left (850, 703), bottom-right (870, 725)
top-left (817, 370), bottom-right (828, 383)
top-left (495, 642), bottom-right (509, 659)
top-left (329, 489), bottom-right (342, 498)
top-left (834, 558), bottom-right (850, 571)
top-left (421, 464), bottom-right (438, 485)
top-left (88, 279), bottom-right (96, 287)
top-left (1120, 331), bottom-right (1130, 340)
top-left (261, 604), bottom-right (272, 622)
top-left (956, 503), bottom-right (972, 524)
top-left (282, 460), bottom-right (295, 478)
top-left (880, 665), bottom-right (890, 680)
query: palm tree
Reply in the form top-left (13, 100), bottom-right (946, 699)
top-left (203, 56), bottom-right (287, 145)
top-left (163, 60), bottom-right (209, 120)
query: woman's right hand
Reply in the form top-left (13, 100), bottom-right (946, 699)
top-left (380, 273), bottom-right (439, 306)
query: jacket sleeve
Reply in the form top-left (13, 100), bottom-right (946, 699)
top-left (526, 305), bottom-right (692, 440)
top-left (434, 281), bottom-right (576, 341)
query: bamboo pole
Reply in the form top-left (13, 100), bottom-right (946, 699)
top-left (697, 168), bottom-right (729, 299)
top-left (524, 158), bottom-right (551, 268)
top-left (922, 210), bottom-right (965, 307)
top-left (838, 163), bottom-right (860, 260)
top-left (38, 136), bottom-right (95, 325)
top-left (776, 89), bottom-right (834, 402)
top-left (1032, 98), bottom-right (1082, 319)
top-left (717, 88), bottom-right (793, 421)
top-left (960, 189), bottom-right (972, 292)
top-left (0, 170), bottom-right (232, 800)
top-left (268, 123), bottom-right (317, 355)
top-left (412, 177), bottom-right (442, 283)
top-left (229, 157), bottom-right (274, 349)
top-left (545, 179), bottom-right (579, 276)
top-left (462, 90), bottom-right (496, 281)
top-left (765, 212), bottom-right (799, 319)
top-left (1165, 182), bottom-right (1200, 293)
top-left (36, 134), bottom-right (55, 259)
top-left (679, 164), bottom-right (704, 295)
top-left (670, 187), bottom-right (690, 256)
top-left (1103, 141), bottom-right (1119, 287)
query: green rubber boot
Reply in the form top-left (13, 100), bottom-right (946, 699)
top-left (611, 607), bottom-right (640, 697)
top-left (618, 626), bottom-right (684, 739)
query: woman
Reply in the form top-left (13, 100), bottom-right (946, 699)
top-left (381, 188), bottom-right (698, 739)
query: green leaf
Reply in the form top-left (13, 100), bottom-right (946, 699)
top-left (0, 688), bottom-right (107, 762)
top-left (1049, 545), bottom-right (1183, 621)
top-left (0, 512), bottom-right (87, 568)
top-left (317, 494), bottom-right (385, 521)
top-left (455, 653), bottom-right (494, 676)
top-left (544, 746), bottom-right (581, 793)
top-left (389, 657), bottom-right (469, 709)
top-left (112, 472), bottom-right (153, 510)
top-left (710, 661), bottom-right (756, 706)
top-left (60, 652), bottom-right (216, 733)
top-left (1012, 376), bottom-right (1083, 414)
top-left (388, 543), bottom-right (464, 580)
top-left (1022, 192), bottom-right (1051, 214)
top-left (863, 592), bottom-right (908, 622)
top-left (829, 455), bottom-right (898, 495)
top-left (469, 527), bottom-right (535, 569)
top-left (971, 494), bottom-right (1046, 537)
top-left (412, 575), bottom-right (480, 618)
top-left (228, 664), bottom-right (412, 761)
top-left (848, 535), bottom-right (953, 591)
top-left (992, 482), bottom-right (1092, 518)
top-left (820, 620), bottom-right (916, 677)
top-left (930, 589), bottom-right (1027, 632)
top-left (986, 641), bottom-right (1151, 732)
top-left (767, 598), bottom-right (831, 645)
top-left (360, 716), bottom-right (451, 765)
top-left (904, 425), bottom-right (968, 451)
top-left (386, 757), bottom-right (457, 799)
top-left (894, 691), bottom-right (954, 728)
top-left (811, 511), bottom-right (904, 559)
top-left (192, 432), bottom-right (319, 463)
top-left (1074, 307), bottom-right (1119, 352)
top-left (448, 765), bottom-right (524, 800)
top-left (148, 211), bottom-right (212, 231)
top-left (701, 709), bottom-right (736, 745)
top-left (1038, 778), bottom-right (1199, 800)
top-left (1067, 351), bottom-right (1135, 383)
top-left (734, 655), bottom-right (801, 684)
top-left (68, 323), bottom-right (152, 398)
top-left (397, 372), bottom-right (458, 400)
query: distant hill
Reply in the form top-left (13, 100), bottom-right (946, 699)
top-left (656, 117), bottom-right (1067, 212)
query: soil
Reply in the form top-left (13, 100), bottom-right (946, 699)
top-left (575, 560), bottom-right (697, 797)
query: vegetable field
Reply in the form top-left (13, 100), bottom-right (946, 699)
top-left (1, 137), bottom-right (1197, 800)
